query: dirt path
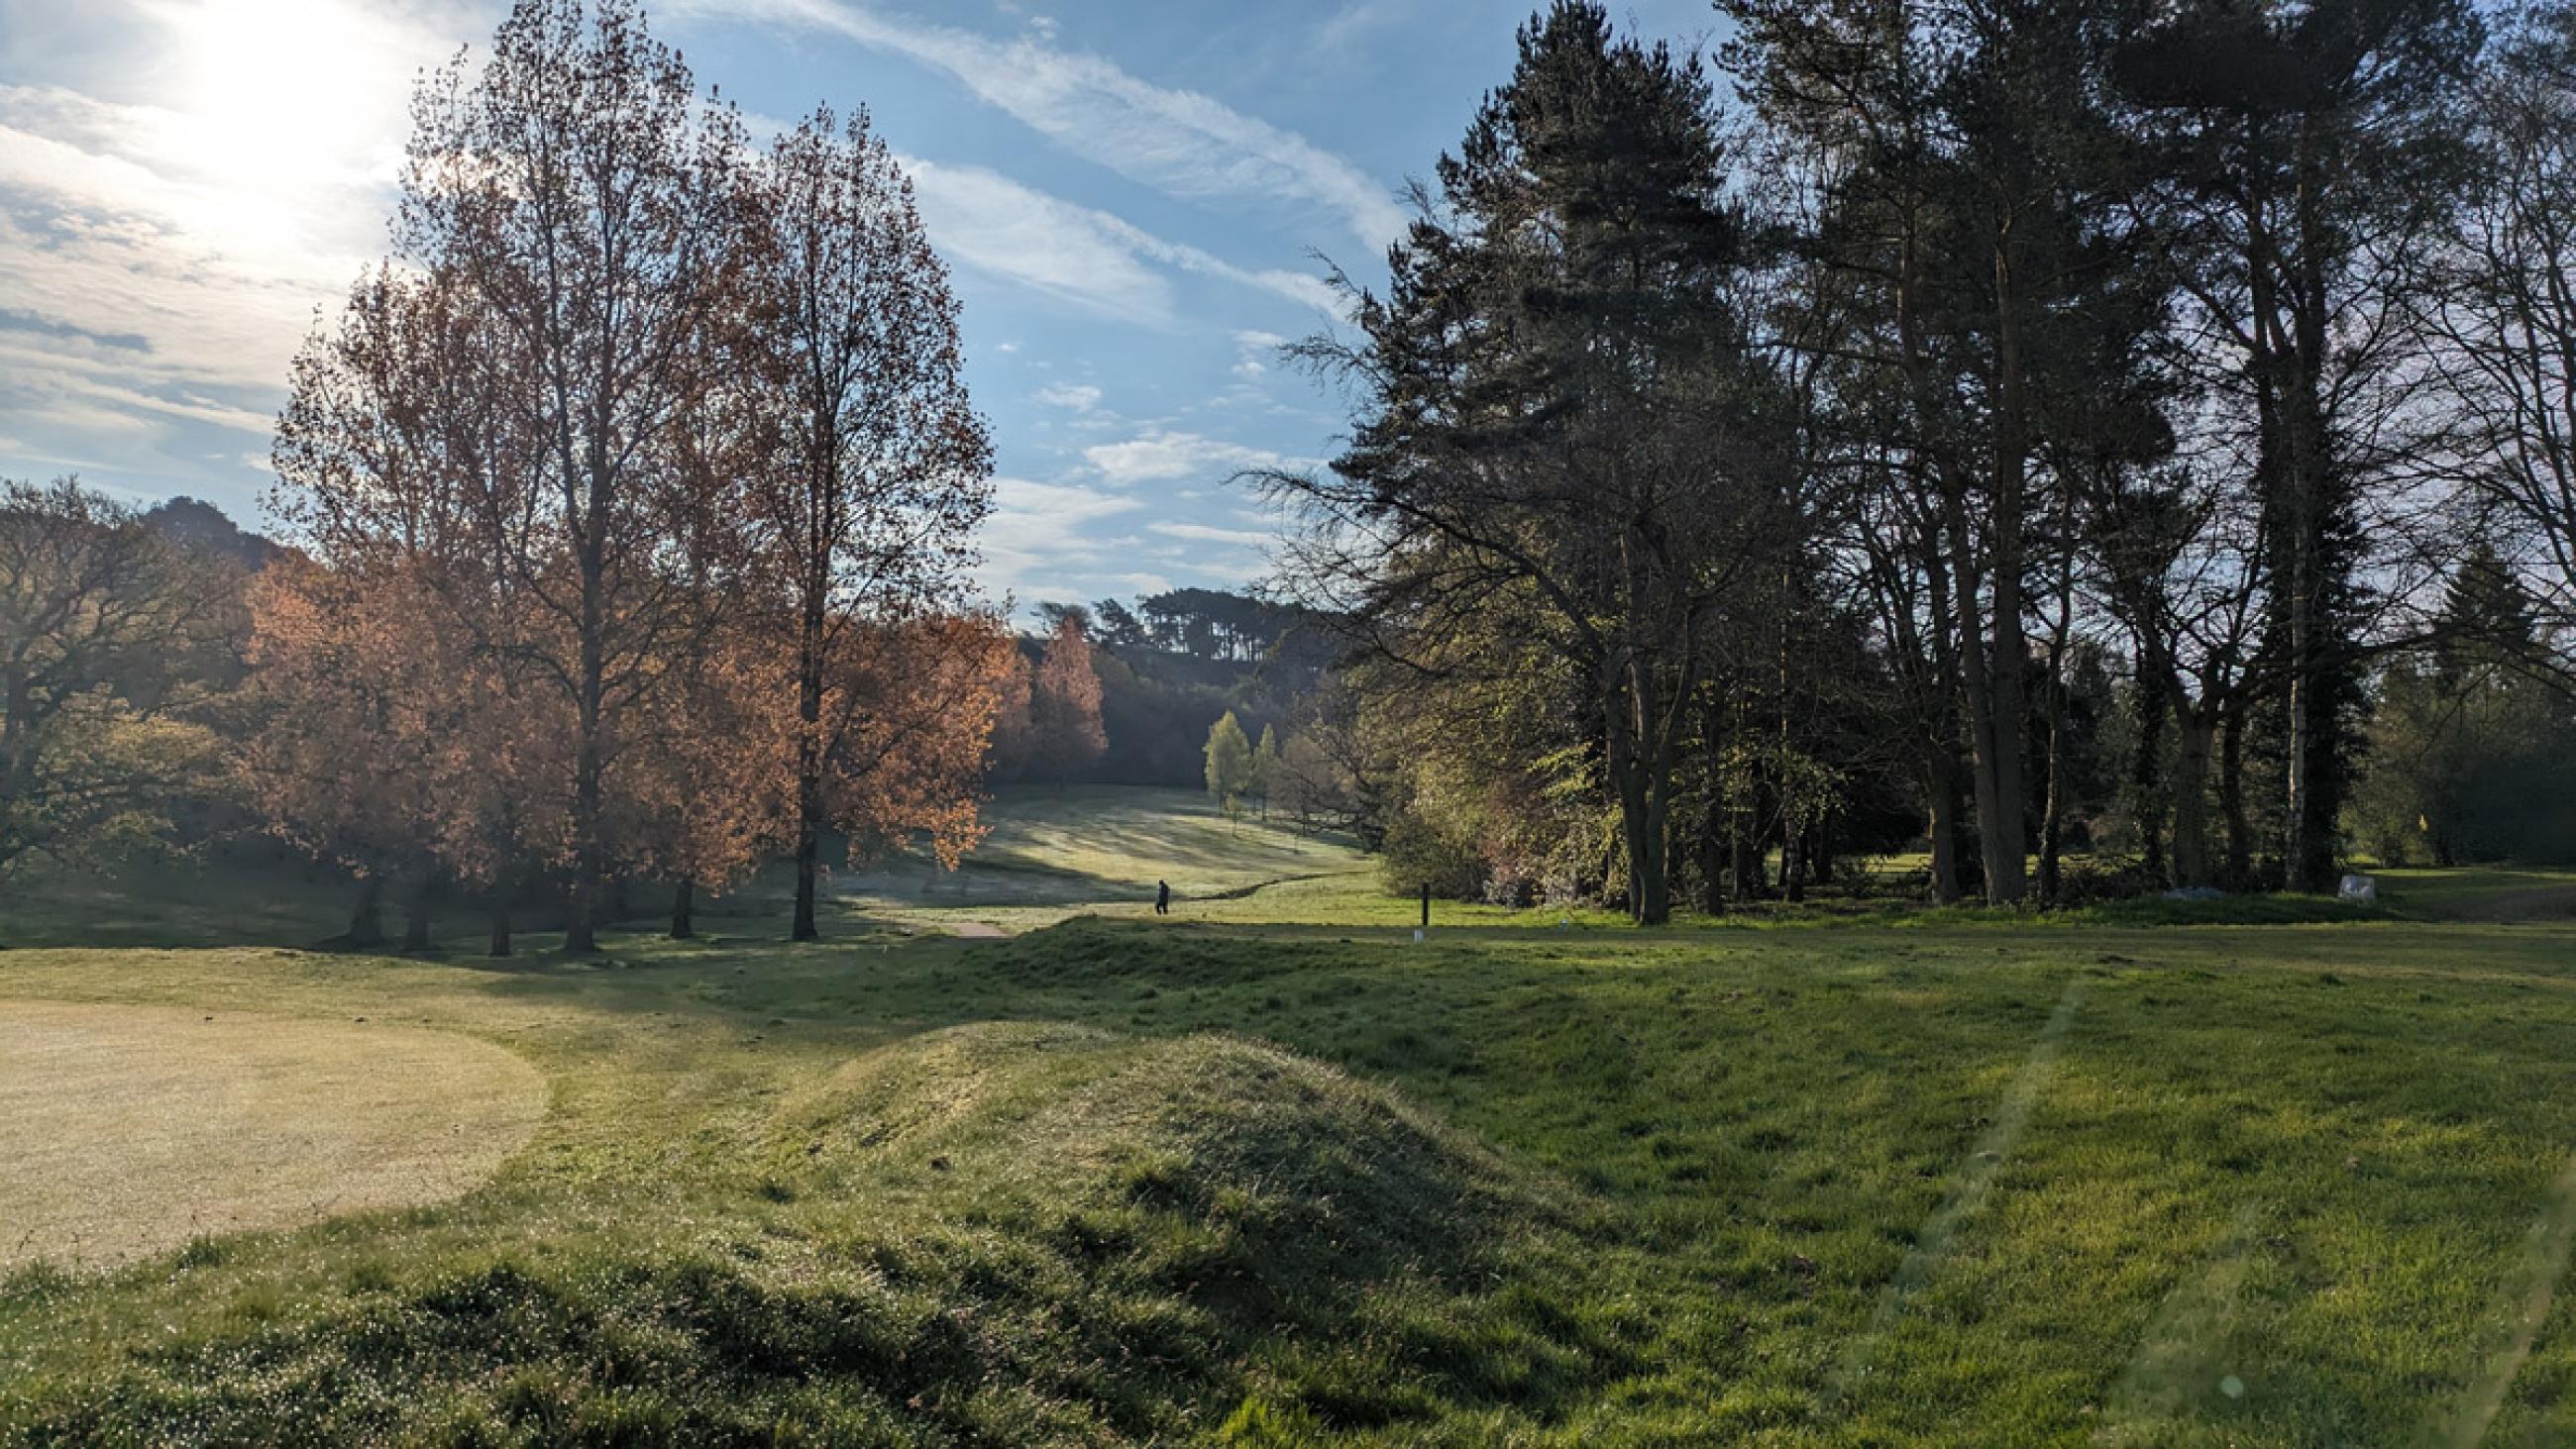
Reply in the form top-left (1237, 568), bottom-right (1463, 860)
top-left (948, 922), bottom-right (1010, 940)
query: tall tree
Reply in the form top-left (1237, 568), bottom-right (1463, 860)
top-left (270, 259), bottom-right (576, 953)
top-left (2115, 0), bottom-right (2481, 888)
top-left (1728, 0), bottom-right (2168, 903)
top-left (1271, 2), bottom-right (1789, 922)
top-left (745, 105), bottom-right (993, 941)
top-left (391, 0), bottom-right (749, 950)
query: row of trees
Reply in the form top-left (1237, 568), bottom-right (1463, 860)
top-left (1267, 0), bottom-right (2576, 920)
top-left (0, 475), bottom-right (1141, 947)
top-left (244, 0), bottom-right (1005, 950)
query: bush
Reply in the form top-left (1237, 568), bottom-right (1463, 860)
top-left (1377, 810), bottom-right (1485, 900)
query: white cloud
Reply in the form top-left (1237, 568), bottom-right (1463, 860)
top-left (991, 474), bottom-right (1144, 526)
top-left (1033, 382), bottom-right (1103, 412)
top-left (904, 156), bottom-right (1176, 320)
top-left (682, 0), bottom-right (1407, 253)
top-left (1150, 520), bottom-right (1273, 550)
top-left (1231, 328), bottom-right (1289, 379)
top-left (971, 474), bottom-right (1149, 605)
top-left (903, 155), bottom-right (1337, 321)
top-left (1083, 428), bottom-right (1291, 485)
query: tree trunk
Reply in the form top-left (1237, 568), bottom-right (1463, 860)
top-left (401, 875), bottom-right (432, 953)
top-left (488, 897), bottom-right (512, 959)
top-left (1926, 758), bottom-right (1963, 905)
top-left (2219, 699), bottom-right (2255, 888)
top-left (567, 705), bottom-right (602, 954)
top-left (1942, 490), bottom-right (2029, 905)
top-left (1604, 670), bottom-right (1669, 926)
top-left (348, 876), bottom-right (385, 949)
top-left (1983, 267), bottom-right (2034, 907)
top-left (1697, 794), bottom-right (1727, 917)
top-left (793, 586), bottom-right (827, 942)
top-left (2132, 650), bottom-right (2169, 882)
top-left (2171, 712), bottom-right (2216, 889)
top-left (2038, 517), bottom-right (2074, 904)
top-left (670, 879), bottom-right (696, 940)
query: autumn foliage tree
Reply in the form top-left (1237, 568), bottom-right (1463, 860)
top-left (743, 104), bottom-right (994, 940)
top-left (813, 612), bottom-right (1019, 877)
top-left (1026, 615), bottom-right (1108, 785)
top-left (242, 559), bottom-right (454, 947)
top-left (388, 0), bottom-right (752, 951)
top-left (611, 620), bottom-right (796, 939)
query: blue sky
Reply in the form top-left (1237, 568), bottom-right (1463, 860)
top-left (0, 0), bottom-right (1723, 612)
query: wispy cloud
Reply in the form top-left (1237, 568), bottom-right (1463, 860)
top-left (1150, 520), bottom-right (1272, 549)
top-left (905, 155), bottom-right (1339, 321)
top-left (679, 0), bottom-right (1407, 253)
top-left (1033, 382), bottom-right (1103, 412)
top-left (1084, 428), bottom-right (1295, 486)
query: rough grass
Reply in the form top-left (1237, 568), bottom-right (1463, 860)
top-left (5, 817), bottom-right (2576, 1442)
top-left (0, 998), bottom-right (546, 1270)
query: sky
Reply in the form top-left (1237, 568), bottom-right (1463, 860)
top-left (0, 0), bottom-right (1725, 614)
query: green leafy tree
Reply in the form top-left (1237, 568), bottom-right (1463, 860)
top-left (2356, 544), bottom-right (2576, 865)
top-left (1250, 723), bottom-right (1279, 818)
top-left (0, 479), bottom-right (230, 880)
top-left (1204, 710), bottom-right (1252, 828)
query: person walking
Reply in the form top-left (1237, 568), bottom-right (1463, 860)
top-left (1155, 880), bottom-right (1171, 916)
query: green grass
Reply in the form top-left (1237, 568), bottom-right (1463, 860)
top-left (786, 784), bottom-right (1371, 920)
top-left (5, 803), bottom-right (2576, 1443)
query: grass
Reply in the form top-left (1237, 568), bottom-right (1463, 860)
top-left (779, 784), bottom-right (1372, 923)
top-left (3, 803), bottom-right (2576, 1442)
top-left (0, 998), bottom-right (544, 1273)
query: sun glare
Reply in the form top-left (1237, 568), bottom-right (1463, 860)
top-left (152, 0), bottom-right (417, 194)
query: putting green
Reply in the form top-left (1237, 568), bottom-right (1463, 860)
top-left (0, 1000), bottom-right (546, 1270)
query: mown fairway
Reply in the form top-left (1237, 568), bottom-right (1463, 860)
top-left (3, 795), bottom-right (2574, 1445)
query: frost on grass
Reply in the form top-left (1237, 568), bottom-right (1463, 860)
top-left (773, 1020), bottom-right (1572, 1304)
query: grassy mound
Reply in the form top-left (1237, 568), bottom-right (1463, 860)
top-left (1, 1021), bottom-right (1616, 1445)
top-left (776, 1023), bottom-right (1564, 1313)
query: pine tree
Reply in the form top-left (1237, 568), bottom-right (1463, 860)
top-left (1266, 1), bottom-right (1789, 922)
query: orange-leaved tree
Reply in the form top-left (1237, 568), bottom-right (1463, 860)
top-left (1027, 614), bottom-right (1107, 786)
top-left (816, 611), bottom-right (1018, 882)
top-left (610, 616), bottom-right (798, 939)
top-left (744, 105), bottom-right (994, 939)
